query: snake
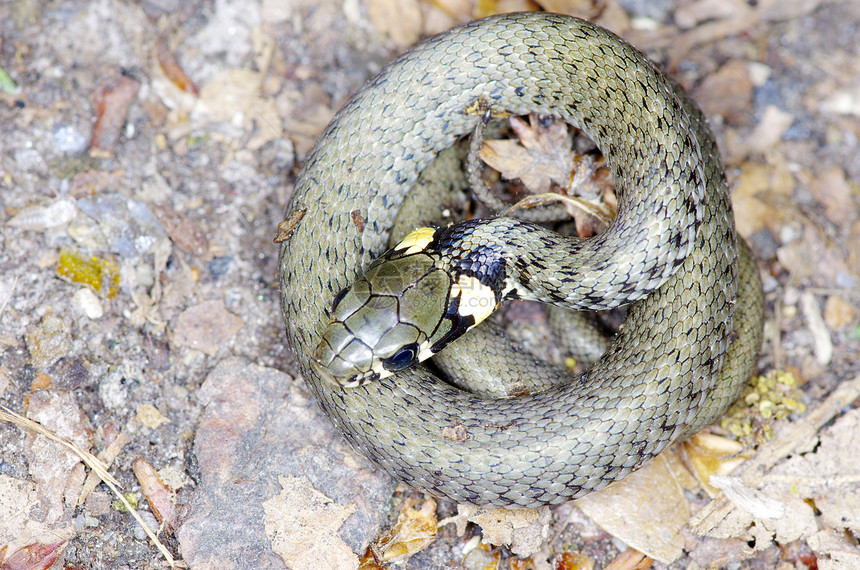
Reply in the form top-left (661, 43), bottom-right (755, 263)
top-left (277, 12), bottom-right (764, 507)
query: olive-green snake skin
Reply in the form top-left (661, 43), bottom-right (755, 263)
top-left (278, 12), bottom-right (764, 507)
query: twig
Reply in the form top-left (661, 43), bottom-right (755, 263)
top-left (0, 406), bottom-right (183, 568)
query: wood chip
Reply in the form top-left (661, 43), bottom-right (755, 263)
top-left (89, 75), bottom-right (141, 155)
top-left (133, 457), bottom-right (178, 532)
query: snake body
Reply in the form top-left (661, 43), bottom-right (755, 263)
top-left (278, 12), bottom-right (764, 507)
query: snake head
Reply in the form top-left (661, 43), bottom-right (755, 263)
top-left (312, 227), bottom-right (501, 387)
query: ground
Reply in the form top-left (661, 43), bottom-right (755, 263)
top-left (0, 0), bottom-right (859, 569)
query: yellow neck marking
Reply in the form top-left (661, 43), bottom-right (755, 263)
top-left (394, 227), bottom-right (436, 255)
top-left (451, 274), bottom-right (497, 324)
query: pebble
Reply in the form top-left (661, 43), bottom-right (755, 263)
top-left (73, 287), bottom-right (104, 319)
top-left (7, 198), bottom-right (78, 231)
top-left (53, 125), bottom-right (89, 154)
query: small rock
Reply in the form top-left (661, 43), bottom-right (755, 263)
top-left (177, 358), bottom-right (394, 570)
top-left (172, 300), bottom-right (243, 356)
top-left (823, 295), bottom-right (856, 330)
top-left (73, 287), bottom-right (105, 319)
top-left (53, 125), bottom-right (90, 154)
top-left (85, 490), bottom-right (113, 517)
top-left (7, 198), bottom-right (78, 231)
top-left (26, 315), bottom-right (72, 369)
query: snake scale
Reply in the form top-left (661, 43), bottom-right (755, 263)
top-left (278, 12), bottom-right (764, 507)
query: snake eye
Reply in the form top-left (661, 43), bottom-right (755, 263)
top-left (383, 343), bottom-right (419, 373)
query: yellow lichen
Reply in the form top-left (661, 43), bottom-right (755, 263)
top-left (55, 247), bottom-right (120, 298)
top-left (720, 370), bottom-right (806, 444)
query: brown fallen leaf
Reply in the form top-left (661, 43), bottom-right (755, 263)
top-left (475, 0), bottom-right (540, 18)
top-left (683, 433), bottom-right (748, 497)
top-left (89, 74), bottom-right (141, 155)
top-left (823, 295), bottom-right (857, 330)
top-left (133, 457), bottom-right (178, 532)
top-left (450, 503), bottom-right (552, 558)
top-left (0, 542), bottom-right (64, 570)
top-left (554, 550), bottom-right (596, 570)
top-left (811, 166), bottom-right (856, 227)
top-left (694, 59), bottom-right (753, 125)
top-left (367, 0), bottom-right (423, 48)
top-left (534, 0), bottom-right (598, 20)
top-left (480, 114), bottom-right (574, 195)
top-left (152, 202), bottom-right (209, 257)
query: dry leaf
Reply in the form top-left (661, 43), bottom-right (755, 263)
top-left (263, 475), bottom-right (359, 570)
top-left (823, 295), bottom-right (856, 330)
top-left (534, 0), bottom-right (597, 19)
top-left (0, 475), bottom-right (75, 561)
top-left (24, 390), bottom-right (94, 523)
top-left (743, 105), bottom-right (794, 155)
top-left (475, 0), bottom-right (540, 18)
top-left (691, 378), bottom-right (860, 561)
top-left (675, 0), bottom-right (752, 29)
top-left (152, 202), bottom-right (208, 257)
top-left (811, 166), bottom-right (856, 227)
top-left (368, 497), bottom-right (437, 564)
top-left (730, 162), bottom-right (788, 236)
top-left (156, 37), bottom-right (199, 96)
top-left (195, 67), bottom-right (283, 150)
top-left (480, 115), bottom-right (573, 194)
top-left (281, 84), bottom-right (336, 155)
top-left (453, 503), bottom-right (551, 558)
top-left (554, 550), bottom-right (596, 570)
top-left (574, 452), bottom-right (692, 564)
top-left (367, 0), bottom-right (423, 48)
top-left (0, 542), bottom-right (64, 570)
top-left (683, 433), bottom-right (748, 497)
top-left (694, 60), bottom-right (753, 125)
top-left (135, 403), bottom-right (170, 429)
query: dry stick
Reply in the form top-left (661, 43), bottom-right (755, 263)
top-left (0, 275), bottom-right (18, 318)
top-left (0, 406), bottom-right (181, 568)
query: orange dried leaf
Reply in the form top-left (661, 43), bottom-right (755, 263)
top-left (554, 551), bottom-right (595, 570)
top-left (156, 37), bottom-right (199, 96)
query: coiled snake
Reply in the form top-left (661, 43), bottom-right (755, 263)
top-left (278, 12), bottom-right (764, 507)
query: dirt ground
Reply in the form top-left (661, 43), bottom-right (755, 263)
top-left (1, 0), bottom-right (859, 569)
